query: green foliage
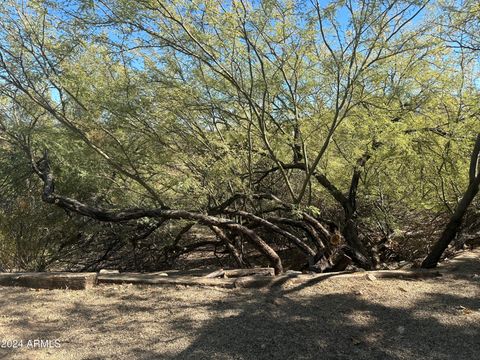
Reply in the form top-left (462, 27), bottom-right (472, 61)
top-left (0, 0), bottom-right (479, 269)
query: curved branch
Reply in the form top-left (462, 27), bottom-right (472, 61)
top-left (222, 210), bottom-right (316, 256)
top-left (266, 216), bottom-right (325, 251)
top-left (209, 225), bottom-right (245, 268)
top-left (31, 150), bottom-right (283, 274)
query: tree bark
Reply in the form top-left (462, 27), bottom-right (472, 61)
top-left (223, 210), bottom-right (316, 256)
top-left (0, 272), bottom-right (97, 290)
top-left (210, 225), bottom-right (246, 268)
top-left (254, 160), bottom-right (374, 269)
top-left (421, 174), bottom-right (480, 268)
top-left (342, 216), bottom-right (373, 269)
top-left (31, 151), bottom-right (284, 274)
top-left (422, 134), bottom-right (480, 268)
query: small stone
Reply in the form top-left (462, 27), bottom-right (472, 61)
top-left (366, 273), bottom-right (377, 281)
top-left (397, 326), bottom-right (405, 334)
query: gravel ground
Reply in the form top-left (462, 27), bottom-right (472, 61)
top-left (0, 250), bottom-right (479, 360)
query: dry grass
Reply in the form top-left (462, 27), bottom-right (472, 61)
top-left (0, 251), bottom-right (479, 360)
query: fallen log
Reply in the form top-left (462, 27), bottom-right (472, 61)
top-left (98, 268), bottom-right (274, 287)
top-left (96, 268), bottom-right (443, 290)
top-left (235, 269), bottom-right (443, 288)
top-left (203, 269), bottom-right (226, 278)
top-left (279, 269), bottom-right (443, 288)
top-left (99, 269), bottom-right (120, 274)
top-left (98, 273), bottom-right (234, 288)
top-left (224, 268), bottom-right (275, 278)
top-left (0, 272), bottom-right (97, 290)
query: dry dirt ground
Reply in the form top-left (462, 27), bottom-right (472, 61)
top-left (0, 250), bottom-right (479, 360)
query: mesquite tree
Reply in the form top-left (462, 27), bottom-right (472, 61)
top-left (422, 0), bottom-right (480, 267)
top-left (0, 0), bottom-right (478, 272)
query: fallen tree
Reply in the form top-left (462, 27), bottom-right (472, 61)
top-left (30, 150), bottom-right (358, 275)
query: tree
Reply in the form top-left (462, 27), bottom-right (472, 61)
top-left (422, 135), bottom-right (480, 267)
top-left (0, 0), bottom-right (477, 273)
top-left (422, 0), bottom-right (480, 267)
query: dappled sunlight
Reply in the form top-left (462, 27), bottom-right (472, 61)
top-left (1, 272), bottom-right (478, 359)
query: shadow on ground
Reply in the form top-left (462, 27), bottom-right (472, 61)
top-left (166, 284), bottom-right (479, 360)
top-left (0, 251), bottom-right (479, 360)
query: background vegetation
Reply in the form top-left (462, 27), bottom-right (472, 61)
top-left (0, 0), bottom-right (479, 273)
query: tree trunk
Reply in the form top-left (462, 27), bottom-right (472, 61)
top-left (210, 226), bottom-right (246, 268)
top-left (422, 134), bottom-right (480, 268)
top-left (421, 175), bottom-right (480, 268)
top-left (342, 216), bottom-right (373, 270)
